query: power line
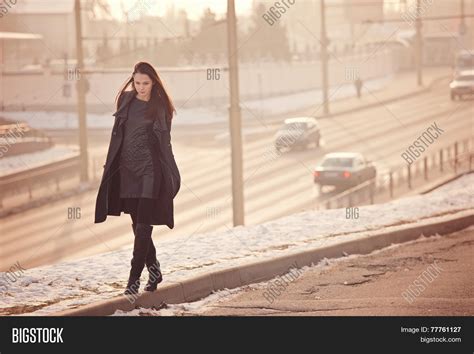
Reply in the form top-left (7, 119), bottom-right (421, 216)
top-left (364, 14), bottom-right (474, 23)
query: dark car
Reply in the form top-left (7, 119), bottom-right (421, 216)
top-left (450, 70), bottom-right (474, 100)
top-left (274, 117), bottom-right (320, 152)
top-left (313, 152), bottom-right (376, 191)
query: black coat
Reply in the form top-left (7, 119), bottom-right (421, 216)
top-left (94, 91), bottom-right (181, 228)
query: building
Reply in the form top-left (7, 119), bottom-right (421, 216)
top-left (0, 0), bottom-right (77, 63)
top-left (274, 0), bottom-right (385, 56)
top-left (0, 31), bottom-right (44, 71)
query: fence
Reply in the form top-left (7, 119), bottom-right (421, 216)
top-left (318, 138), bottom-right (474, 210)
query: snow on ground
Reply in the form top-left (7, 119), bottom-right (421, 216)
top-left (1, 76), bottom-right (392, 130)
top-left (0, 173), bottom-right (472, 316)
top-left (112, 232), bottom-right (454, 316)
top-left (0, 145), bottom-right (79, 177)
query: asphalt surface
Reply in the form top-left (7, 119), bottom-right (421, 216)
top-left (187, 227), bottom-right (474, 316)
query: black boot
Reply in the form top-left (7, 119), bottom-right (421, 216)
top-left (124, 223), bottom-right (139, 296)
top-left (144, 261), bottom-right (162, 292)
top-left (144, 237), bottom-right (163, 292)
top-left (124, 223), bottom-right (152, 295)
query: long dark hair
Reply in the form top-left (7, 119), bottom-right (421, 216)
top-left (116, 62), bottom-right (176, 125)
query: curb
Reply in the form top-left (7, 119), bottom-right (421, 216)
top-left (54, 210), bottom-right (474, 316)
top-left (401, 171), bottom-right (473, 198)
top-left (419, 171), bottom-right (473, 195)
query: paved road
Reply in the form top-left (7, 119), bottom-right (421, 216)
top-left (184, 227), bottom-right (474, 316)
top-left (1, 73), bottom-right (472, 272)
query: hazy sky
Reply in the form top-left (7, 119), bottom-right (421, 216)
top-left (107, 0), bottom-right (254, 21)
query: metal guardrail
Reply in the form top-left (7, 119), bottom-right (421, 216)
top-left (0, 156), bottom-right (81, 208)
top-left (0, 122), bottom-right (53, 155)
top-left (0, 123), bottom-right (29, 135)
top-left (0, 148), bottom-right (107, 210)
top-left (0, 122), bottom-right (50, 139)
top-left (319, 138), bottom-right (474, 210)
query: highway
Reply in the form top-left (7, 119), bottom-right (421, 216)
top-left (0, 77), bottom-right (472, 272)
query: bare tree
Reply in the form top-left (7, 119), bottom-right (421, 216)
top-left (82, 0), bottom-right (112, 20)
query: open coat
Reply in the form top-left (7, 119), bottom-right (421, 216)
top-left (94, 91), bottom-right (181, 228)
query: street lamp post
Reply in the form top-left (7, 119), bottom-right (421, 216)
top-left (74, 0), bottom-right (89, 182)
top-left (415, 0), bottom-right (423, 86)
top-left (320, 0), bottom-right (330, 115)
top-left (226, 0), bottom-right (245, 226)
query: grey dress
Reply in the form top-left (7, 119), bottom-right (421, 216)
top-left (119, 96), bottom-right (161, 199)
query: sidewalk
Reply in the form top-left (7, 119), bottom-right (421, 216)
top-left (185, 226), bottom-right (474, 316)
top-left (312, 66), bottom-right (451, 119)
top-left (172, 66), bottom-right (452, 143)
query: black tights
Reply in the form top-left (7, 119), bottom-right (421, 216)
top-left (129, 211), bottom-right (157, 268)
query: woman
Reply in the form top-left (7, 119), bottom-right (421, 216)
top-left (94, 62), bottom-right (181, 296)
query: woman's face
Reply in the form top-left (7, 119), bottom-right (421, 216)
top-left (133, 72), bottom-right (153, 100)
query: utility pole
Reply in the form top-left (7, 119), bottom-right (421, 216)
top-left (415, 0), bottom-right (423, 86)
top-left (320, 0), bottom-right (330, 115)
top-left (226, 0), bottom-right (245, 226)
top-left (0, 39), bottom-right (3, 111)
top-left (459, 0), bottom-right (467, 47)
top-left (74, 0), bottom-right (89, 182)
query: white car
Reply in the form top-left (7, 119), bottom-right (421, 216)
top-left (450, 70), bottom-right (474, 100)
